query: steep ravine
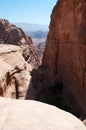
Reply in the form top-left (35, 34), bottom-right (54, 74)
top-left (0, 0), bottom-right (86, 120)
top-left (27, 0), bottom-right (86, 119)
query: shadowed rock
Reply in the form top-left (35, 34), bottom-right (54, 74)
top-left (42, 0), bottom-right (86, 114)
top-left (26, 0), bottom-right (86, 119)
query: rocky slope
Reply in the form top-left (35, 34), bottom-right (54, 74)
top-left (0, 19), bottom-right (40, 67)
top-left (42, 0), bottom-right (86, 113)
top-left (0, 44), bottom-right (32, 99)
top-left (0, 97), bottom-right (86, 130)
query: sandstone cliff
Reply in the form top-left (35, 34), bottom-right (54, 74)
top-left (42, 0), bottom-right (86, 112)
top-left (0, 19), bottom-right (40, 67)
top-left (0, 97), bottom-right (86, 130)
top-left (0, 44), bottom-right (32, 99)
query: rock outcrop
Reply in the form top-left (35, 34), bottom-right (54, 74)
top-left (0, 97), bottom-right (86, 130)
top-left (42, 0), bottom-right (86, 113)
top-left (0, 44), bottom-right (32, 99)
top-left (0, 19), bottom-right (40, 67)
top-left (83, 119), bottom-right (86, 126)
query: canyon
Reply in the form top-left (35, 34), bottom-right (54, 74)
top-left (26, 0), bottom-right (86, 119)
top-left (0, 0), bottom-right (86, 129)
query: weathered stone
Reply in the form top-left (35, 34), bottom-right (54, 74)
top-left (0, 97), bottom-right (86, 130)
top-left (41, 0), bottom-right (86, 112)
top-left (0, 19), bottom-right (40, 68)
top-left (83, 119), bottom-right (86, 126)
top-left (0, 44), bottom-right (32, 99)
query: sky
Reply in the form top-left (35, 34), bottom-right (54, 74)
top-left (0, 0), bottom-right (57, 25)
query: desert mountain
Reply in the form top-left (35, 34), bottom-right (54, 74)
top-left (0, 0), bottom-right (86, 126)
top-left (0, 19), bottom-right (40, 67)
top-left (14, 22), bottom-right (48, 32)
top-left (14, 23), bottom-right (48, 56)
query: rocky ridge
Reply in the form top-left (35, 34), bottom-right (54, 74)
top-left (0, 44), bottom-right (32, 99)
top-left (43, 0), bottom-right (86, 114)
top-left (0, 19), bottom-right (40, 67)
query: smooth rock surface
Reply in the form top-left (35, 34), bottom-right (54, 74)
top-left (0, 97), bottom-right (86, 130)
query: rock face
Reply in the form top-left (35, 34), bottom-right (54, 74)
top-left (0, 19), bottom-right (40, 67)
top-left (0, 97), bottom-right (86, 130)
top-left (0, 44), bottom-right (32, 99)
top-left (83, 119), bottom-right (86, 126)
top-left (41, 0), bottom-right (86, 112)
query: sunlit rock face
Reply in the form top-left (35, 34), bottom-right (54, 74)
top-left (0, 19), bottom-right (40, 68)
top-left (0, 44), bottom-right (32, 99)
top-left (41, 0), bottom-right (86, 112)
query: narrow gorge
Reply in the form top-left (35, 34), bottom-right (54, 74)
top-left (26, 0), bottom-right (86, 119)
top-left (0, 0), bottom-right (86, 126)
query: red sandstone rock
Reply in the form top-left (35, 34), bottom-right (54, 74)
top-left (0, 97), bottom-right (86, 130)
top-left (42, 0), bottom-right (86, 112)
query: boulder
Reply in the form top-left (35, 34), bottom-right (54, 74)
top-left (0, 44), bottom-right (32, 99)
top-left (0, 97), bottom-right (86, 130)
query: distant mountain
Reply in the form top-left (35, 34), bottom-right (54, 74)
top-left (13, 22), bottom-right (48, 56)
top-left (13, 23), bottom-right (48, 32)
top-left (28, 30), bottom-right (48, 39)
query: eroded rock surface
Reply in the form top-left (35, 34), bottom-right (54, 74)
top-left (0, 19), bottom-right (40, 67)
top-left (27, 0), bottom-right (86, 119)
top-left (83, 119), bottom-right (86, 126)
top-left (0, 97), bottom-right (86, 130)
top-left (0, 44), bottom-right (32, 99)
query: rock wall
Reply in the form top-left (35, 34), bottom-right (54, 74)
top-left (0, 44), bottom-right (32, 99)
top-left (42, 0), bottom-right (86, 111)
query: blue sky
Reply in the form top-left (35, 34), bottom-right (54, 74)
top-left (0, 0), bottom-right (57, 25)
